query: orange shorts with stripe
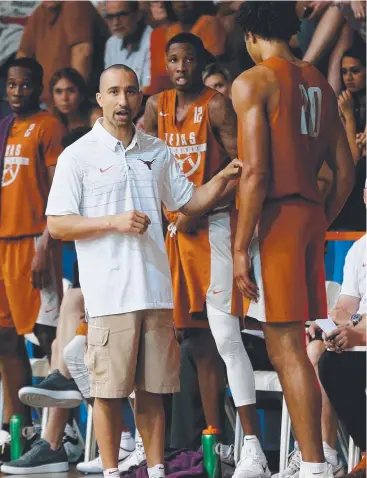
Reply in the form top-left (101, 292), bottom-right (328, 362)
top-left (0, 237), bottom-right (59, 334)
top-left (167, 209), bottom-right (243, 329)
top-left (244, 198), bottom-right (327, 323)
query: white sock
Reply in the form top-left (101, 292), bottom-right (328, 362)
top-left (147, 464), bottom-right (165, 478)
top-left (301, 461), bottom-right (328, 475)
top-left (120, 430), bottom-right (134, 449)
top-left (323, 442), bottom-right (338, 467)
top-left (244, 435), bottom-right (263, 454)
top-left (103, 468), bottom-right (119, 477)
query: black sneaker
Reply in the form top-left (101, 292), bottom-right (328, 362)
top-left (18, 370), bottom-right (83, 408)
top-left (1, 438), bottom-right (69, 475)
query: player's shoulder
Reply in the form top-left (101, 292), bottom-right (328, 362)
top-left (232, 65), bottom-right (275, 103)
top-left (35, 110), bottom-right (64, 130)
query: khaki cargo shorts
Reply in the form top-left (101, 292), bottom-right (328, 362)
top-left (85, 309), bottom-right (180, 398)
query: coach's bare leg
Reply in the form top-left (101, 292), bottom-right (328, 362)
top-left (262, 322), bottom-right (324, 463)
top-left (135, 390), bottom-right (165, 467)
top-left (94, 398), bottom-right (123, 470)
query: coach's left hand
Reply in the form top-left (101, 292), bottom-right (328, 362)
top-left (31, 233), bottom-right (52, 289)
top-left (234, 249), bottom-right (258, 302)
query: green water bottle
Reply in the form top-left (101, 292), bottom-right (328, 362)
top-left (10, 414), bottom-right (24, 460)
top-left (202, 425), bottom-right (221, 478)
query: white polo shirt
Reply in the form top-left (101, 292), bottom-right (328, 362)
top-left (340, 234), bottom-right (366, 315)
top-left (46, 119), bottom-right (194, 318)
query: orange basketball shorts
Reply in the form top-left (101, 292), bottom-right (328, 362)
top-left (244, 198), bottom-right (327, 323)
top-left (0, 236), bottom-right (59, 334)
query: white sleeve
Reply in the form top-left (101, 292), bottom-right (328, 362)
top-left (161, 147), bottom-right (194, 211)
top-left (104, 39), bottom-right (112, 69)
top-left (340, 243), bottom-right (360, 299)
top-left (46, 151), bottom-right (82, 216)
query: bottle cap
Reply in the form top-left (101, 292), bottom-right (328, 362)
top-left (202, 425), bottom-right (220, 435)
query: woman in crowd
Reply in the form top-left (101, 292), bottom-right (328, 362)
top-left (202, 63), bottom-right (232, 98)
top-left (331, 39), bottom-right (366, 231)
top-left (50, 68), bottom-right (91, 132)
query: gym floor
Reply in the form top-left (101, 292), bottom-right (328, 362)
top-left (0, 468), bottom-right (101, 477)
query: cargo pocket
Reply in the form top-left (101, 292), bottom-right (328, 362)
top-left (85, 326), bottom-right (110, 384)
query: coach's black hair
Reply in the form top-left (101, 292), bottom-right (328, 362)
top-left (236, 1), bottom-right (300, 43)
top-left (165, 33), bottom-right (206, 59)
top-left (7, 57), bottom-right (44, 86)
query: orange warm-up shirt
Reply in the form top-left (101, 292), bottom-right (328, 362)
top-left (158, 87), bottom-right (241, 328)
top-left (0, 110), bottom-right (65, 238)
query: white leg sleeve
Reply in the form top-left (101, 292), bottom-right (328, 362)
top-left (207, 303), bottom-right (256, 407)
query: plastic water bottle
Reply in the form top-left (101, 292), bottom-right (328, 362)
top-left (202, 425), bottom-right (221, 478)
top-left (10, 414), bottom-right (24, 460)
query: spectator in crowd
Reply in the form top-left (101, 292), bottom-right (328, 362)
top-left (104, 1), bottom-right (152, 89)
top-left (330, 39), bottom-right (366, 231)
top-left (283, 182), bottom-right (367, 478)
top-left (302, 1), bottom-right (365, 94)
top-left (165, 2), bottom-right (227, 57)
top-left (50, 68), bottom-right (92, 132)
top-left (142, 1), bottom-right (169, 29)
top-left (202, 62), bottom-right (232, 98)
top-left (17, 1), bottom-right (109, 107)
top-left (0, 57), bottom-right (64, 463)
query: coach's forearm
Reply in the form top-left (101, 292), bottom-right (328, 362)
top-left (48, 214), bottom-right (114, 241)
top-left (180, 175), bottom-right (228, 216)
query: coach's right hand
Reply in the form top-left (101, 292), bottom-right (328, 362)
top-left (111, 210), bottom-right (151, 235)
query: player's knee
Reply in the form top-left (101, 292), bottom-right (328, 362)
top-left (211, 326), bottom-right (242, 361)
top-left (0, 327), bottom-right (22, 357)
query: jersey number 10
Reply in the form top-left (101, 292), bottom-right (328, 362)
top-left (299, 85), bottom-right (322, 138)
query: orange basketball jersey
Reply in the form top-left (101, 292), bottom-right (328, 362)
top-left (158, 87), bottom-right (242, 328)
top-left (0, 110), bottom-right (65, 238)
top-left (258, 57), bottom-right (335, 204)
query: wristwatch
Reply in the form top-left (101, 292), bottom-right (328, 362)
top-left (350, 313), bottom-right (362, 327)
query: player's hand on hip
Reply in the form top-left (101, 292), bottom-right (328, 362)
top-left (112, 210), bottom-right (151, 235)
top-left (234, 250), bottom-right (258, 302)
top-left (31, 238), bottom-right (52, 290)
top-left (219, 159), bottom-right (243, 181)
